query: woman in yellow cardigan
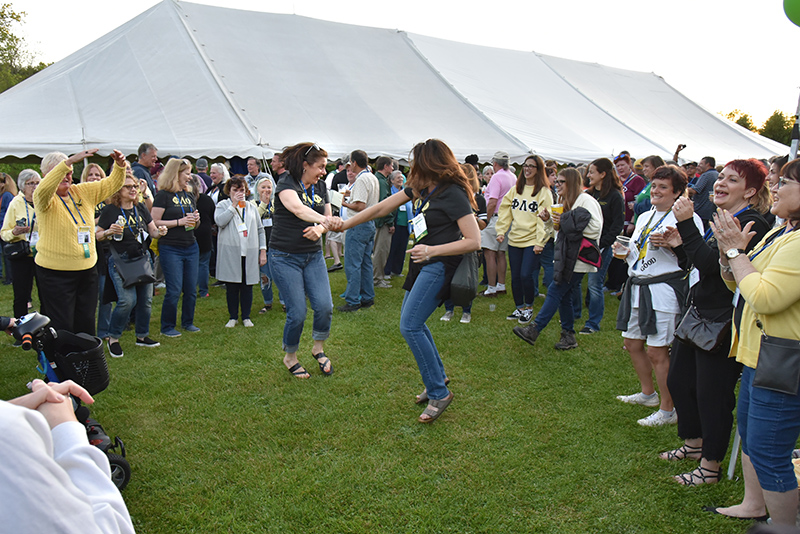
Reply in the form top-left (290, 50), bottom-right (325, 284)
top-left (33, 149), bottom-right (126, 334)
top-left (709, 158), bottom-right (800, 525)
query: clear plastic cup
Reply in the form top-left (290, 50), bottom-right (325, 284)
top-left (614, 235), bottom-right (631, 260)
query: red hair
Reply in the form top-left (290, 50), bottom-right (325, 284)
top-left (724, 159), bottom-right (767, 193)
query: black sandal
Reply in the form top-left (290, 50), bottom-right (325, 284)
top-left (314, 352), bottom-right (333, 376)
top-left (415, 378), bottom-right (450, 404)
top-left (674, 466), bottom-right (721, 486)
top-left (660, 444), bottom-right (702, 461)
top-left (287, 362), bottom-right (310, 379)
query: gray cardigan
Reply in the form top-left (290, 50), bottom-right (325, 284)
top-left (214, 199), bottom-right (266, 285)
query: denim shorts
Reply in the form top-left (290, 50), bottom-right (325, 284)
top-left (739, 365), bottom-right (800, 492)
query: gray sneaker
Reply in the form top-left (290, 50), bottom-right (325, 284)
top-left (440, 311), bottom-right (454, 322)
top-left (513, 323), bottom-right (540, 346)
top-left (554, 329), bottom-right (578, 350)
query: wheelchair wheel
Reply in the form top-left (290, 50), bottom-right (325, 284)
top-left (107, 453), bottom-right (131, 491)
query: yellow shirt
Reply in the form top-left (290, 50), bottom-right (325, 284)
top-left (33, 160), bottom-right (125, 271)
top-left (0, 193), bottom-right (37, 245)
top-left (495, 185), bottom-right (553, 248)
top-left (725, 226), bottom-right (800, 368)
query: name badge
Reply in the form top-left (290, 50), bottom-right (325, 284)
top-left (78, 226), bottom-right (92, 258)
top-left (411, 212), bottom-right (428, 241)
top-left (29, 231), bottom-right (39, 247)
top-left (237, 222), bottom-right (248, 233)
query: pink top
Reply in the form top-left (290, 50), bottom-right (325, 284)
top-left (484, 168), bottom-right (516, 215)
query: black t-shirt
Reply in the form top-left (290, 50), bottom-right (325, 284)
top-left (98, 203), bottom-right (153, 256)
top-left (402, 184), bottom-right (474, 294)
top-left (270, 176), bottom-right (328, 254)
top-left (153, 190), bottom-right (197, 247)
top-left (405, 184), bottom-right (473, 247)
top-left (588, 188), bottom-right (625, 249)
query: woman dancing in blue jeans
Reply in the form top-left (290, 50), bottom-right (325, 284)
top-left (334, 139), bottom-right (480, 423)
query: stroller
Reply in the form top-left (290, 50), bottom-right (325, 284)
top-left (13, 312), bottom-right (132, 491)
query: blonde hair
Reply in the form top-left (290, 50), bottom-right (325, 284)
top-left (158, 158), bottom-right (191, 193)
top-left (80, 162), bottom-right (106, 183)
top-left (0, 172), bottom-right (19, 196)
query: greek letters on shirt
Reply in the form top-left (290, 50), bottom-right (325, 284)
top-left (511, 197), bottom-right (539, 214)
top-left (172, 195), bottom-right (195, 207)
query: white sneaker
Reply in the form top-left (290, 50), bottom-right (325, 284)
top-left (616, 391), bottom-right (660, 407)
top-left (496, 283), bottom-right (506, 294)
top-left (225, 319), bottom-right (237, 328)
top-left (243, 319), bottom-right (254, 327)
top-left (460, 312), bottom-right (471, 324)
top-left (638, 410), bottom-right (678, 427)
top-left (482, 287), bottom-right (497, 297)
top-left (440, 311), bottom-right (454, 322)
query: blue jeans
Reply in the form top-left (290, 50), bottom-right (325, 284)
top-left (399, 262), bottom-right (450, 401)
top-left (534, 273), bottom-right (585, 333)
top-left (269, 249), bottom-right (332, 353)
top-left (259, 255), bottom-right (283, 306)
top-left (107, 253), bottom-right (153, 339)
top-left (343, 220), bottom-right (375, 306)
top-left (537, 239), bottom-right (555, 295)
top-left (197, 249), bottom-right (211, 295)
top-left (97, 272), bottom-right (112, 339)
top-left (508, 245), bottom-right (541, 308)
top-left (385, 223), bottom-right (410, 276)
top-left (584, 246), bottom-right (614, 331)
top-left (159, 243), bottom-right (199, 332)
top-left (738, 365), bottom-right (800, 492)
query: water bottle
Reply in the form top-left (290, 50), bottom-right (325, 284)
top-left (114, 215), bottom-right (125, 241)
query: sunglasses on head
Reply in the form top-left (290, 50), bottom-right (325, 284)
top-left (304, 143), bottom-right (321, 157)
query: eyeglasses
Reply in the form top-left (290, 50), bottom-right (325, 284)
top-left (522, 164), bottom-right (538, 170)
top-left (304, 143), bottom-right (321, 156)
top-left (555, 179), bottom-right (566, 184)
top-left (25, 181), bottom-right (40, 187)
top-left (122, 184), bottom-right (139, 190)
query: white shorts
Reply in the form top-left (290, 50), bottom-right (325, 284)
top-left (481, 216), bottom-right (508, 252)
top-left (328, 230), bottom-right (345, 244)
top-left (621, 308), bottom-right (679, 347)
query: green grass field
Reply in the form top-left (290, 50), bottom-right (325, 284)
top-left (0, 267), bottom-right (757, 533)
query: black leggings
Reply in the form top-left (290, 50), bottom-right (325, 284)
top-left (668, 335), bottom-right (741, 462)
top-left (9, 255), bottom-right (35, 318)
top-left (226, 257), bottom-right (253, 320)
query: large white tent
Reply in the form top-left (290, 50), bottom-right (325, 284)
top-left (0, 0), bottom-right (788, 163)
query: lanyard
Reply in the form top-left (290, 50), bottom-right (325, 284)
top-left (413, 186), bottom-right (438, 218)
top-left (703, 206), bottom-right (749, 242)
top-left (262, 201), bottom-right (272, 219)
top-left (177, 192), bottom-right (193, 217)
top-left (24, 201), bottom-right (34, 238)
top-left (622, 173), bottom-right (636, 192)
top-left (302, 184), bottom-right (315, 208)
top-left (235, 204), bottom-right (246, 222)
top-left (636, 209), bottom-right (671, 250)
top-left (58, 193), bottom-right (87, 226)
top-left (748, 225), bottom-right (800, 261)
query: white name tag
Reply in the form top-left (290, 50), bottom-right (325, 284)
top-left (411, 212), bottom-right (428, 241)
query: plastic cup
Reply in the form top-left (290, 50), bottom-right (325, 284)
top-left (238, 200), bottom-right (246, 209)
top-left (338, 184), bottom-right (347, 193)
top-left (489, 304), bottom-right (496, 312)
top-left (614, 235), bottom-right (631, 260)
top-left (551, 204), bottom-right (563, 230)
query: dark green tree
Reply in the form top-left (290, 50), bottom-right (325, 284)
top-left (759, 110), bottom-right (793, 145)
top-left (0, 3), bottom-right (48, 93)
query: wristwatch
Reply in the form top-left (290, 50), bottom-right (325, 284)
top-left (725, 248), bottom-right (745, 259)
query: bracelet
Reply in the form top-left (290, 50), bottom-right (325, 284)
top-left (718, 259), bottom-right (733, 273)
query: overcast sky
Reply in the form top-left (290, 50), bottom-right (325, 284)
top-left (11, 0), bottom-right (800, 126)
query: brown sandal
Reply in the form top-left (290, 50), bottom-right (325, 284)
top-left (418, 392), bottom-right (454, 423)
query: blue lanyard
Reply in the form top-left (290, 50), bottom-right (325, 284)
top-left (622, 173), bottom-right (636, 191)
top-left (749, 225), bottom-right (800, 261)
top-left (303, 184), bottom-right (315, 208)
top-left (413, 186), bottom-right (438, 217)
top-left (704, 206), bottom-right (749, 242)
top-left (58, 193), bottom-right (87, 226)
top-left (636, 209), bottom-right (671, 250)
top-left (177, 192), bottom-right (193, 217)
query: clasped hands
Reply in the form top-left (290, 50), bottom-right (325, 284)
top-left (302, 216), bottom-right (344, 241)
top-left (8, 379), bottom-right (94, 430)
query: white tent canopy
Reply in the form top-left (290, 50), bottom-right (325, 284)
top-left (0, 0), bottom-right (788, 163)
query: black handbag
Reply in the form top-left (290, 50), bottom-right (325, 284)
top-left (674, 305), bottom-right (732, 353)
top-left (752, 319), bottom-right (800, 396)
top-left (110, 246), bottom-right (156, 288)
top-left (449, 251), bottom-right (479, 307)
top-left (3, 239), bottom-right (30, 260)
